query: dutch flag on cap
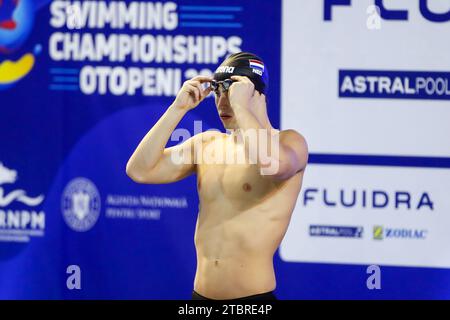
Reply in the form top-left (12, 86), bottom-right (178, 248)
top-left (249, 59), bottom-right (264, 73)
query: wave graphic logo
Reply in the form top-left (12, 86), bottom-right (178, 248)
top-left (0, 162), bottom-right (44, 207)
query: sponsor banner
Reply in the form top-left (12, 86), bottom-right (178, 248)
top-left (0, 0), bottom-right (282, 299)
top-left (280, 164), bottom-right (450, 268)
top-left (339, 70), bottom-right (450, 100)
top-left (281, 0), bottom-right (450, 275)
top-left (282, 0), bottom-right (450, 157)
top-left (309, 225), bottom-right (363, 238)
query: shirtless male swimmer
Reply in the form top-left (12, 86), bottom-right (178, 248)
top-left (126, 52), bottom-right (308, 300)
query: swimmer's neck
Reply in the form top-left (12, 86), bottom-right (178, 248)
top-left (228, 106), bottom-right (275, 136)
top-left (227, 120), bottom-right (276, 139)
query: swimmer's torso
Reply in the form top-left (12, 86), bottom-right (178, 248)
top-left (193, 133), bottom-right (304, 299)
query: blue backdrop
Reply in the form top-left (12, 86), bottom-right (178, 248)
top-left (0, 0), bottom-right (449, 299)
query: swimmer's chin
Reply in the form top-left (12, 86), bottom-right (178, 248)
top-left (219, 115), bottom-right (236, 129)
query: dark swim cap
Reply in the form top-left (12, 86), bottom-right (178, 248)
top-left (213, 52), bottom-right (269, 94)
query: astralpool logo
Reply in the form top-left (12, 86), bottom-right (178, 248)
top-left (339, 70), bottom-right (450, 100)
top-left (310, 225), bottom-right (363, 238)
top-left (373, 226), bottom-right (428, 240)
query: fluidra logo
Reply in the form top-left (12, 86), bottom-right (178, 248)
top-left (0, 162), bottom-right (45, 243)
top-left (62, 177), bottom-right (101, 232)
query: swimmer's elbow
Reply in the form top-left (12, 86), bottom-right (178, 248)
top-left (126, 160), bottom-right (152, 184)
top-left (259, 155), bottom-right (305, 180)
top-left (126, 162), bottom-right (143, 183)
top-left (261, 170), bottom-right (294, 181)
top-left (262, 131), bottom-right (308, 180)
top-left (259, 161), bottom-right (293, 180)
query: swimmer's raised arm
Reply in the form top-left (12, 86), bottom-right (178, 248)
top-left (126, 76), bottom-right (212, 184)
top-left (228, 75), bottom-right (308, 180)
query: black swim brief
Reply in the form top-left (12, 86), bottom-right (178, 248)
top-left (192, 290), bottom-right (277, 301)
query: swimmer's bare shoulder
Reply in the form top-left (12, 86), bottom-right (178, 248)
top-left (269, 129), bottom-right (309, 179)
top-left (280, 129), bottom-right (308, 162)
top-left (127, 130), bottom-right (224, 184)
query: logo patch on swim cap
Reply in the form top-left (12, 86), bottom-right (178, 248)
top-left (215, 66), bottom-right (235, 74)
top-left (249, 59), bottom-right (264, 76)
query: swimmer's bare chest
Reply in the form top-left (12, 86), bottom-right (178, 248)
top-left (195, 136), bottom-right (282, 212)
top-left (193, 134), bottom-right (303, 261)
top-left (197, 163), bottom-right (282, 211)
top-left (191, 135), bottom-right (303, 298)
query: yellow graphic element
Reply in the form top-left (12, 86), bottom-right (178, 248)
top-left (373, 226), bottom-right (383, 240)
top-left (0, 53), bottom-right (35, 84)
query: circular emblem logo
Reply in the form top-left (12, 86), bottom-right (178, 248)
top-left (62, 177), bottom-right (101, 232)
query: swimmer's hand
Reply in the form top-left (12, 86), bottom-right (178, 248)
top-left (172, 76), bottom-right (213, 111)
top-left (228, 75), bottom-right (255, 110)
